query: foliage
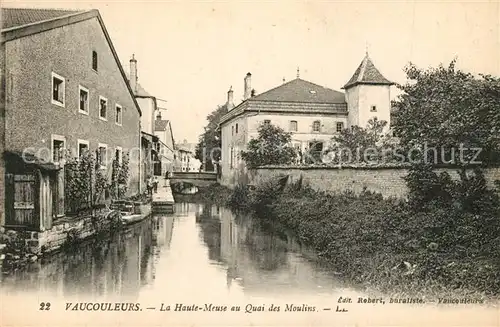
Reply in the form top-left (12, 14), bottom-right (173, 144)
top-left (393, 60), bottom-right (500, 164)
top-left (328, 117), bottom-right (400, 164)
top-left (241, 123), bottom-right (297, 168)
top-left (404, 164), bottom-right (500, 215)
top-left (227, 184), bottom-right (251, 211)
top-left (110, 153), bottom-right (130, 199)
top-left (65, 150), bottom-right (130, 214)
top-left (231, 175), bottom-right (500, 297)
top-left (64, 150), bottom-right (94, 213)
top-left (195, 104), bottom-right (227, 171)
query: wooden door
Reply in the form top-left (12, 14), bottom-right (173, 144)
top-left (5, 173), bottom-right (36, 228)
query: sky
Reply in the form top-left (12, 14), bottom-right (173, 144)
top-left (3, 0), bottom-right (500, 143)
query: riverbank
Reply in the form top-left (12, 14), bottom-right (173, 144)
top-left (194, 178), bottom-right (500, 301)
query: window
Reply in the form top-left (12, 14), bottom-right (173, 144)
top-left (235, 123), bottom-right (239, 134)
top-left (51, 135), bottom-right (66, 163)
top-left (115, 146), bottom-right (123, 164)
top-left (264, 120), bottom-right (271, 126)
top-left (232, 126), bottom-right (234, 136)
top-left (98, 143), bottom-right (108, 168)
top-left (371, 105), bottom-right (377, 112)
top-left (51, 72), bottom-right (65, 107)
top-left (92, 51), bottom-right (98, 71)
top-left (336, 122), bottom-right (344, 133)
top-left (78, 85), bottom-right (89, 114)
top-left (230, 147), bottom-right (234, 168)
top-left (99, 96), bottom-right (108, 120)
top-left (115, 104), bottom-right (123, 125)
top-left (290, 120), bottom-right (298, 132)
top-left (77, 139), bottom-right (89, 158)
top-left (312, 120), bottom-right (321, 132)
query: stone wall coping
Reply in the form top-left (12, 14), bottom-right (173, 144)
top-left (253, 163), bottom-right (495, 170)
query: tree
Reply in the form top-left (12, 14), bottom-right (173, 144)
top-left (195, 104), bottom-right (227, 171)
top-left (241, 123), bottom-right (297, 168)
top-left (328, 118), bottom-right (399, 164)
top-left (392, 60), bottom-right (500, 165)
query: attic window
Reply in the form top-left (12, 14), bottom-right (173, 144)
top-left (309, 90), bottom-right (317, 94)
top-left (92, 51), bottom-right (98, 71)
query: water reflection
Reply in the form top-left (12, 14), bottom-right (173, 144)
top-left (1, 215), bottom-right (175, 300)
top-left (195, 204), bottom-right (340, 296)
top-left (1, 202), bottom-right (339, 301)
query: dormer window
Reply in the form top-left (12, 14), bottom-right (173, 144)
top-left (370, 105), bottom-right (377, 112)
top-left (312, 120), bottom-right (321, 132)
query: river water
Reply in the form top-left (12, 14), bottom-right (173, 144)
top-left (0, 202), bottom-right (496, 326)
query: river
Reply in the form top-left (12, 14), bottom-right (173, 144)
top-left (0, 202), bottom-right (495, 326)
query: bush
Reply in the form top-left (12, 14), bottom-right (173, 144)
top-left (234, 172), bottom-right (500, 298)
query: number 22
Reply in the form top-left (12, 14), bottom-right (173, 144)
top-left (39, 302), bottom-right (51, 311)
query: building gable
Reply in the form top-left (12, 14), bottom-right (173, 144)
top-left (1, 8), bottom-right (142, 117)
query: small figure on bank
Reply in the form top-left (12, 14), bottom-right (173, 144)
top-left (153, 176), bottom-right (159, 193)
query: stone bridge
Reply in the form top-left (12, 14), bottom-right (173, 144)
top-left (170, 171), bottom-right (218, 188)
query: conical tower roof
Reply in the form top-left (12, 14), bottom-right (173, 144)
top-left (343, 53), bottom-right (393, 89)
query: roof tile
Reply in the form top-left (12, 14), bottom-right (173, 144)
top-left (2, 8), bottom-right (83, 29)
top-left (343, 54), bottom-right (393, 89)
top-left (250, 78), bottom-right (346, 104)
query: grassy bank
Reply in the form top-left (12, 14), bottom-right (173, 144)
top-left (226, 175), bottom-right (500, 300)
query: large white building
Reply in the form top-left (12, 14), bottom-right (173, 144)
top-left (219, 53), bottom-right (394, 186)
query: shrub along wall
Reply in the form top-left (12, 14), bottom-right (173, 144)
top-left (248, 165), bottom-right (500, 199)
top-left (228, 173), bottom-right (500, 298)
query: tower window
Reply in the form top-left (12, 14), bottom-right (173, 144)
top-left (312, 120), bottom-right (321, 132)
top-left (336, 122), bottom-right (344, 133)
top-left (370, 105), bottom-right (377, 112)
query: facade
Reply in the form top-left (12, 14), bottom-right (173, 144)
top-left (127, 56), bottom-right (174, 188)
top-left (0, 8), bottom-right (142, 228)
top-left (173, 140), bottom-right (200, 172)
top-left (153, 111), bottom-right (175, 176)
top-left (219, 54), bottom-right (394, 185)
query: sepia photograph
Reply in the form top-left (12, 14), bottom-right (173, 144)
top-left (0, 0), bottom-right (499, 326)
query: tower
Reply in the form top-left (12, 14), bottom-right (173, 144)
top-left (342, 53), bottom-right (394, 130)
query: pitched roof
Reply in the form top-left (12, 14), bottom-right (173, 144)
top-left (155, 119), bottom-right (169, 132)
top-left (2, 8), bottom-right (83, 29)
top-left (343, 53), bottom-right (394, 89)
top-left (1, 8), bottom-right (142, 117)
top-left (250, 78), bottom-right (346, 104)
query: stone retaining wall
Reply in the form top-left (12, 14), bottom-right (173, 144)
top-left (248, 166), bottom-right (500, 199)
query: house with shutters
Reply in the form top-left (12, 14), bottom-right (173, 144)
top-left (0, 8), bottom-right (142, 231)
top-left (219, 53), bottom-right (394, 185)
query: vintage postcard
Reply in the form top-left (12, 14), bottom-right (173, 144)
top-left (0, 0), bottom-right (499, 326)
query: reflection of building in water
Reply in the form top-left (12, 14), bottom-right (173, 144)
top-left (195, 204), bottom-right (222, 262)
top-left (212, 208), bottom-right (339, 295)
top-left (1, 217), bottom-right (158, 300)
top-left (175, 202), bottom-right (200, 217)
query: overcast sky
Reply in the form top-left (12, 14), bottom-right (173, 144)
top-left (4, 1), bottom-right (499, 143)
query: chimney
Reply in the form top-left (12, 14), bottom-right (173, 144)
top-left (156, 110), bottom-right (162, 120)
top-left (226, 86), bottom-right (234, 110)
top-left (243, 72), bottom-right (252, 100)
top-left (130, 54), bottom-right (138, 94)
